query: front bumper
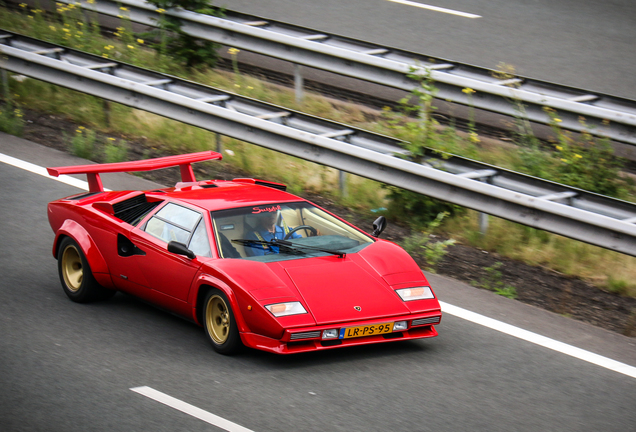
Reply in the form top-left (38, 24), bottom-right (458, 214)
top-left (240, 312), bottom-right (441, 354)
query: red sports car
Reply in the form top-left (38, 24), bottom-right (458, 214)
top-left (47, 151), bottom-right (442, 354)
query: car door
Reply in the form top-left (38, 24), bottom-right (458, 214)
top-left (130, 202), bottom-right (212, 303)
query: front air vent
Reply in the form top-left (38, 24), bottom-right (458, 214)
top-left (200, 184), bottom-right (218, 189)
top-left (411, 317), bottom-right (441, 326)
top-left (289, 331), bottom-right (321, 340)
top-left (255, 180), bottom-right (287, 191)
top-left (113, 194), bottom-right (161, 225)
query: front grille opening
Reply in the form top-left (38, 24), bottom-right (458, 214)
top-left (382, 332), bottom-right (404, 340)
top-left (290, 331), bottom-right (321, 340)
top-left (412, 317), bottom-right (441, 326)
top-left (320, 339), bottom-right (342, 347)
top-left (287, 340), bottom-right (314, 350)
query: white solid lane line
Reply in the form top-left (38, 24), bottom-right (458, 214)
top-left (0, 152), bottom-right (108, 191)
top-left (386, 0), bottom-right (481, 18)
top-left (2, 152), bottom-right (634, 379)
top-left (131, 386), bottom-right (255, 432)
top-left (441, 302), bottom-right (636, 379)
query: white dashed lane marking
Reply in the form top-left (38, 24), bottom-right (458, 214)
top-left (131, 386), bottom-right (255, 432)
top-left (386, 0), bottom-right (481, 18)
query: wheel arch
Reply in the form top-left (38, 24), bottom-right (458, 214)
top-left (53, 220), bottom-right (113, 288)
top-left (193, 276), bottom-right (249, 334)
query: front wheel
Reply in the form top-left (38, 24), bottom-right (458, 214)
top-left (58, 237), bottom-right (115, 303)
top-left (203, 289), bottom-right (242, 355)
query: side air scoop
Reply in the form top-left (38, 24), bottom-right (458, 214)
top-left (47, 151), bottom-right (222, 192)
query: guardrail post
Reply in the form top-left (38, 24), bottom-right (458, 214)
top-left (102, 99), bottom-right (111, 127)
top-left (294, 64), bottom-right (304, 104)
top-left (216, 133), bottom-right (222, 153)
top-left (339, 170), bottom-right (347, 196)
top-left (479, 212), bottom-right (489, 235)
top-left (1, 69), bottom-right (8, 101)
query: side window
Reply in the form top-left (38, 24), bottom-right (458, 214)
top-left (189, 221), bottom-right (211, 258)
top-left (144, 203), bottom-right (210, 256)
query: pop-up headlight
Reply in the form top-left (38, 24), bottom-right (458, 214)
top-left (265, 301), bottom-right (307, 317)
top-left (395, 286), bottom-right (434, 301)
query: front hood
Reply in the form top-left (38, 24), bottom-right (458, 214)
top-left (283, 259), bottom-right (409, 325)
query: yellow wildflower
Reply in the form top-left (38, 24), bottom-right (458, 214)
top-left (102, 53), bottom-right (109, 58)
top-left (76, 129), bottom-right (83, 133)
top-left (554, 118), bottom-right (562, 123)
top-left (156, 8), bottom-right (165, 13)
top-left (469, 132), bottom-right (480, 144)
top-left (247, 86), bottom-right (254, 90)
top-left (137, 39), bottom-right (144, 44)
top-left (68, 3), bottom-right (75, 9)
top-left (574, 154), bottom-right (582, 159)
top-left (87, 0), bottom-right (95, 3)
top-left (19, 3), bottom-right (27, 7)
top-left (228, 47), bottom-right (240, 55)
top-left (120, 6), bottom-right (128, 11)
top-left (555, 145), bottom-right (563, 151)
top-left (234, 84), bottom-right (241, 88)
top-left (560, 158), bottom-right (568, 163)
top-left (79, 126), bottom-right (85, 130)
top-left (108, 137), bottom-right (116, 141)
top-left (462, 87), bottom-right (476, 95)
top-left (127, 45), bottom-right (135, 50)
top-left (28, 16), bottom-right (33, 19)
top-left (63, 28), bottom-right (70, 33)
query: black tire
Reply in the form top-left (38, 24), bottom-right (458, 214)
top-left (202, 288), bottom-right (242, 355)
top-left (57, 237), bottom-right (115, 303)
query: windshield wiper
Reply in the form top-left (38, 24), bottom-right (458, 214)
top-left (232, 238), bottom-right (346, 258)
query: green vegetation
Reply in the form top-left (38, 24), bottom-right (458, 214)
top-left (0, 100), bottom-right (24, 136)
top-left (142, 0), bottom-right (224, 69)
top-left (399, 213), bottom-right (455, 272)
top-left (2, 5), bottom-right (636, 297)
top-left (475, 262), bottom-right (518, 299)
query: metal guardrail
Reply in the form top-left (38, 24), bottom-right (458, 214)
top-left (58, 0), bottom-right (636, 146)
top-left (3, 31), bottom-right (636, 256)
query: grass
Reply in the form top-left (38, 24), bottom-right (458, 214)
top-left (3, 5), bottom-right (636, 297)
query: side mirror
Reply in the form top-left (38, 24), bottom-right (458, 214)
top-left (372, 216), bottom-right (387, 238)
top-left (168, 241), bottom-right (196, 259)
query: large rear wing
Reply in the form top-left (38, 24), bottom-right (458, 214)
top-left (47, 151), bottom-right (222, 192)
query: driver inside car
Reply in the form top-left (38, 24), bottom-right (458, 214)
top-left (245, 210), bottom-right (303, 256)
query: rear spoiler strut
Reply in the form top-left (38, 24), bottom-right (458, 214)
top-left (47, 151), bottom-right (222, 192)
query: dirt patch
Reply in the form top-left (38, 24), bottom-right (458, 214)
top-left (16, 107), bottom-right (636, 336)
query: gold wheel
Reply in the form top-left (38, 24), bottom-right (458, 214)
top-left (61, 244), bottom-right (83, 292)
top-left (206, 294), bottom-right (231, 345)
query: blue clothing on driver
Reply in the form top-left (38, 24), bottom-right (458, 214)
top-left (245, 225), bottom-right (301, 256)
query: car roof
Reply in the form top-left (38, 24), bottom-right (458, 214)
top-left (145, 180), bottom-right (306, 212)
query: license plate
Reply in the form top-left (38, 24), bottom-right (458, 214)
top-left (339, 322), bottom-right (394, 339)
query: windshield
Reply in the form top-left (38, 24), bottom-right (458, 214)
top-left (211, 202), bottom-right (374, 261)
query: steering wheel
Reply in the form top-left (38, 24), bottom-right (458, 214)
top-left (284, 225), bottom-right (318, 240)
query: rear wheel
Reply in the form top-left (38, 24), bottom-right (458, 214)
top-left (203, 289), bottom-right (242, 355)
top-left (58, 237), bottom-right (115, 303)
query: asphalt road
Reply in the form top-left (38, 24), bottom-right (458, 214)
top-left (1, 133), bottom-right (635, 431)
top-left (220, 0), bottom-right (636, 100)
